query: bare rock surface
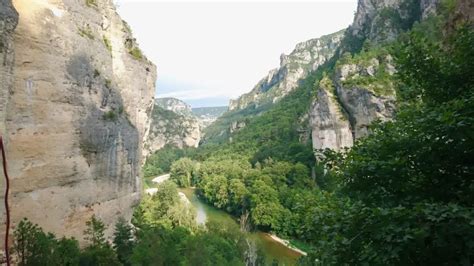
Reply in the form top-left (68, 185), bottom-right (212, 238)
top-left (0, 0), bottom-right (156, 244)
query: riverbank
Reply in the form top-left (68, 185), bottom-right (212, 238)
top-left (267, 234), bottom-right (308, 256)
top-left (179, 187), bottom-right (303, 265)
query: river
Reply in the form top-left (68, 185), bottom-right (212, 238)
top-left (179, 188), bottom-right (303, 265)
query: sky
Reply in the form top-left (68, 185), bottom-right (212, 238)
top-left (116, 0), bottom-right (358, 107)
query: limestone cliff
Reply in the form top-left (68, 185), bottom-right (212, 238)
top-left (0, 0), bottom-right (18, 137)
top-left (310, 50), bottom-right (397, 151)
top-left (203, 30), bottom-right (345, 144)
top-left (229, 30), bottom-right (344, 111)
top-left (155, 97), bottom-right (193, 116)
top-left (309, 0), bottom-right (439, 152)
top-left (0, 0), bottom-right (18, 245)
top-left (309, 76), bottom-right (353, 152)
top-left (341, 0), bottom-right (440, 52)
top-left (1, 0), bottom-right (156, 243)
top-left (144, 98), bottom-right (200, 157)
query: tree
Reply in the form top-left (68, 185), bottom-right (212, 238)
top-left (202, 174), bottom-right (229, 208)
top-left (301, 13), bottom-right (474, 265)
top-left (131, 224), bottom-right (246, 266)
top-left (80, 215), bottom-right (120, 266)
top-left (12, 218), bottom-right (81, 266)
top-left (249, 180), bottom-right (285, 230)
top-left (113, 217), bottom-right (134, 265)
top-left (134, 181), bottom-right (196, 230)
top-left (228, 178), bottom-right (249, 214)
top-left (170, 157), bottom-right (196, 187)
top-left (83, 215), bottom-right (106, 247)
top-left (55, 237), bottom-right (81, 266)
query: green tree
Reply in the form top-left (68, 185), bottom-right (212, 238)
top-left (12, 218), bottom-right (81, 266)
top-left (134, 181), bottom-right (196, 229)
top-left (80, 215), bottom-right (120, 266)
top-left (113, 217), bottom-right (134, 265)
top-left (56, 237), bottom-right (81, 266)
top-left (13, 218), bottom-right (55, 266)
top-left (249, 180), bottom-right (285, 230)
top-left (301, 14), bottom-right (474, 265)
top-left (228, 178), bottom-right (250, 214)
top-left (202, 174), bottom-right (229, 208)
top-left (131, 224), bottom-right (245, 266)
top-left (83, 215), bottom-right (106, 246)
top-left (170, 157), bottom-right (196, 187)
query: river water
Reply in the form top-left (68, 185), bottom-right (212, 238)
top-left (179, 188), bottom-right (302, 265)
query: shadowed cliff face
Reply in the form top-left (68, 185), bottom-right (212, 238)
top-left (66, 54), bottom-right (140, 186)
top-left (0, 0), bottom-right (156, 244)
top-left (0, 0), bottom-right (18, 135)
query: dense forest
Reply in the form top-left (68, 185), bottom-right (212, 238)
top-left (143, 2), bottom-right (474, 265)
top-left (13, 0), bottom-right (473, 265)
top-left (12, 181), bottom-right (249, 265)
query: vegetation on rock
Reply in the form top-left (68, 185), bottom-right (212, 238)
top-left (159, 4), bottom-right (474, 265)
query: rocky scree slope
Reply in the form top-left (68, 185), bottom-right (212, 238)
top-left (144, 98), bottom-right (201, 157)
top-left (0, 0), bottom-right (156, 244)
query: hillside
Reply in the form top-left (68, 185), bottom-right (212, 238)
top-left (191, 106), bottom-right (227, 128)
top-left (144, 98), bottom-right (201, 157)
top-left (202, 30), bottom-right (345, 144)
top-left (155, 0), bottom-right (474, 264)
top-left (3, 0), bottom-right (473, 265)
top-left (229, 29), bottom-right (345, 112)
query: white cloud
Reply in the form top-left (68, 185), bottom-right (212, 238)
top-left (117, 1), bottom-right (358, 106)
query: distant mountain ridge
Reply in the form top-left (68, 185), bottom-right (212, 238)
top-left (145, 98), bottom-right (228, 156)
top-left (192, 106), bottom-right (228, 128)
top-left (202, 30), bottom-right (345, 143)
top-left (229, 29), bottom-right (345, 111)
top-left (155, 97), bottom-right (193, 116)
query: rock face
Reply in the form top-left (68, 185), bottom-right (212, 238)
top-left (1, 0), bottom-right (156, 244)
top-left (309, 0), bottom-right (439, 152)
top-left (334, 57), bottom-right (396, 139)
top-left (229, 29), bottom-right (345, 111)
top-left (343, 0), bottom-right (440, 51)
top-left (0, 0), bottom-right (19, 244)
top-left (155, 97), bottom-right (192, 116)
top-left (309, 76), bottom-right (353, 151)
top-left (144, 98), bottom-right (200, 157)
top-left (0, 0), bottom-right (18, 136)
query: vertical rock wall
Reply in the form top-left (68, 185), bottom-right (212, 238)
top-left (0, 0), bottom-right (156, 244)
top-left (309, 76), bottom-right (353, 152)
top-left (0, 0), bottom-right (18, 246)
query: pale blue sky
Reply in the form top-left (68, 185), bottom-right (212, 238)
top-left (116, 1), bottom-right (358, 107)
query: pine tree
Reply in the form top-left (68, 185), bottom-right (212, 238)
top-left (113, 217), bottom-right (134, 266)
